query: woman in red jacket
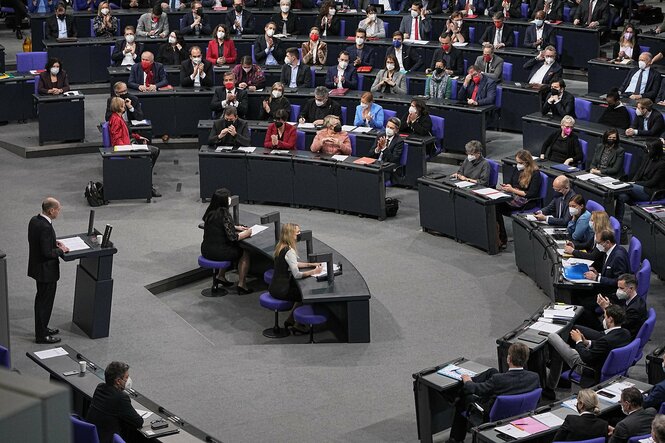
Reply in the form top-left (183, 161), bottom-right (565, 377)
top-left (207, 24), bottom-right (237, 66)
top-left (264, 108), bottom-right (297, 150)
top-left (108, 97), bottom-right (148, 146)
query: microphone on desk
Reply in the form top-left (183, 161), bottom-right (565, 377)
top-left (158, 406), bottom-right (184, 425)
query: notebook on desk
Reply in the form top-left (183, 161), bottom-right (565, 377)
top-left (139, 421), bottom-right (180, 438)
top-left (550, 163), bottom-right (580, 172)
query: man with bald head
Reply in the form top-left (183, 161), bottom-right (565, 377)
top-left (127, 51), bottom-right (169, 92)
top-left (28, 198), bottom-right (69, 344)
top-left (534, 175), bottom-right (576, 226)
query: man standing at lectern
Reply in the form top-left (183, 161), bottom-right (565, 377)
top-left (28, 197), bottom-right (69, 344)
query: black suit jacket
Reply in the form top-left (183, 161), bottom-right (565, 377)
top-left (620, 67), bottom-right (662, 100)
top-left (210, 87), bottom-right (249, 118)
top-left (207, 118), bottom-right (251, 147)
top-left (111, 40), bottom-right (145, 67)
top-left (524, 23), bottom-right (556, 49)
top-left (524, 58), bottom-right (563, 84)
top-left (347, 45), bottom-right (376, 67)
top-left (280, 63), bottom-right (311, 88)
top-left (592, 245), bottom-right (631, 288)
top-left (86, 383), bottom-right (143, 443)
top-left (180, 11), bottom-right (212, 36)
top-left (299, 98), bottom-right (342, 123)
top-left (574, 0), bottom-right (609, 27)
top-left (402, 0), bottom-right (442, 13)
top-left (386, 45), bottom-right (423, 72)
top-left (631, 109), bottom-right (665, 137)
top-left (622, 295), bottom-right (648, 339)
top-left (370, 135), bottom-right (404, 164)
top-left (542, 90), bottom-right (576, 118)
top-left (225, 10), bottom-right (255, 35)
top-left (610, 408), bottom-right (658, 443)
top-left (553, 413), bottom-right (609, 442)
top-left (431, 47), bottom-right (464, 76)
top-left (464, 368), bottom-right (541, 399)
top-left (27, 214), bottom-right (61, 283)
top-left (531, 0), bottom-right (564, 20)
top-left (180, 59), bottom-right (214, 88)
top-left (254, 35), bottom-right (285, 65)
top-left (490, 0), bottom-right (522, 17)
top-left (269, 11), bottom-right (300, 35)
top-left (480, 25), bottom-right (514, 47)
top-left (574, 327), bottom-right (631, 374)
top-left (540, 189), bottom-right (576, 226)
top-left (45, 14), bottom-right (77, 39)
top-left (104, 94), bottom-right (144, 121)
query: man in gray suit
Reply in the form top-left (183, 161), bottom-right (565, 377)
top-left (473, 44), bottom-right (504, 82)
top-left (398, 1), bottom-right (431, 41)
top-left (609, 387), bottom-right (657, 443)
top-left (136, 4), bottom-right (169, 38)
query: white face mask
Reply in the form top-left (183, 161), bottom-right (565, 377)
top-left (589, 220), bottom-right (594, 230)
top-left (467, 154), bottom-right (476, 161)
top-left (360, 102), bottom-right (368, 109)
top-left (125, 34), bottom-right (135, 43)
top-left (124, 376), bottom-right (133, 391)
top-left (272, 90), bottom-right (282, 98)
top-left (50, 67), bottom-right (60, 75)
top-left (192, 57), bottom-right (201, 64)
top-left (639, 60), bottom-right (647, 70)
top-left (516, 163), bottom-right (526, 171)
top-left (569, 207), bottom-right (579, 216)
top-left (101, 7), bottom-right (110, 15)
top-left (329, 7), bottom-right (336, 15)
top-left (168, 36), bottom-right (176, 44)
top-left (616, 288), bottom-right (629, 300)
top-left (596, 242), bottom-right (606, 253)
top-left (315, 99), bottom-right (326, 107)
top-left (339, 60), bottom-right (348, 69)
top-left (408, 106), bottom-right (417, 114)
top-left (356, 37), bottom-right (364, 46)
top-left (602, 318), bottom-right (608, 330)
top-left (217, 31), bottom-right (225, 39)
top-left (534, 18), bottom-right (543, 26)
top-left (385, 127), bottom-right (395, 137)
top-left (243, 67), bottom-right (251, 73)
top-left (280, 4), bottom-right (289, 12)
top-left (368, 13), bottom-right (376, 21)
top-left (545, 56), bottom-right (554, 65)
top-left (386, 63), bottom-right (395, 71)
top-left (411, 10), bottom-right (419, 17)
top-left (635, 108), bottom-right (644, 116)
top-left (266, 28), bottom-right (275, 37)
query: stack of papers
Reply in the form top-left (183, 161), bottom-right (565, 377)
top-left (436, 364), bottom-right (477, 381)
top-left (532, 412), bottom-right (565, 427)
top-left (237, 147), bottom-right (255, 153)
top-left (472, 188), bottom-right (510, 200)
top-left (331, 155), bottom-right (349, 161)
top-left (271, 150), bottom-right (291, 155)
top-left (577, 173), bottom-right (600, 181)
top-left (528, 320), bottom-right (562, 334)
top-left (35, 347), bottom-right (68, 359)
top-left (57, 236), bottom-right (90, 252)
top-left (135, 409), bottom-right (153, 419)
top-left (543, 306), bottom-right (575, 320)
top-left (525, 214), bottom-right (547, 223)
top-left (113, 144), bottom-right (149, 152)
top-left (495, 424), bottom-right (531, 439)
top-left (590, 176), bottom-right (630, 190)
top-left (596, 381), bottom-right (636, 403)
top-left (454, 181), bottom-right (475, 188)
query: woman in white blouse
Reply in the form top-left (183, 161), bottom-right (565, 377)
top-left (358, 6), bottom-right (386, 38)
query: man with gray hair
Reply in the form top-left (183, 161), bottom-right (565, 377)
top-left (28, 197), bottom-right (69, 344)
top-left (652, 415), bottom-right (665, 443)
top-left (620, 52), bottom-right (660, 101)
top-left (371, 117), bottom-right (403, 163)
top-left (452, 140), bottom-right (490, 186)
top-left (298, 86), bottom-right (342, 125)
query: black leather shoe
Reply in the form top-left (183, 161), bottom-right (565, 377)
top-left (46, 327), bottom-right (60, 335)
top-left (236, 285), bottom-right (252, 295)
top-left (36, 335), bottom-right (61, 344)
top-left (151, 187), bottom-right (162, 197)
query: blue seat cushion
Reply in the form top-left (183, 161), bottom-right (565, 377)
top-left (294, 305), bottom-right (328, 325)
top-left (198, 256), bottom-right (232, 269)
top-left (259, 292), bottom-right (293, 311)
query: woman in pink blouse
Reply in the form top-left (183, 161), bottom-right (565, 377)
top-left (310, 115), bottom-right (352, 155)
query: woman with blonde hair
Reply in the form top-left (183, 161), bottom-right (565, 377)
top-left (93, 1), bottom-right (118, 38)
top-left (310, 115), bottom-right (352, 155)
top-left (564, 210), bottom-right (611, 259)
top-left (553, 389), bottom-right (608, 441)
top-left (269, 223), bottom-right (321, 330)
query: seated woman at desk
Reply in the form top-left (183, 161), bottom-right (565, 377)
top-left (614, 23), bottom-right (639, 62)
top-left (552, 389), bottom-right (609, 442)
top-left (201, 188), bottom-right (252, 294)
top-left (589, 129), bottom-right (625, 178)
top-left (567, 195), bottom-right (594, 248)
top-left (443, 12), bottom-right (468, 44)
top-left (371, 55), bottom-right (407, 95)
top-left (354, 92), bottom-right (384, 130)
top-left (452, 140), bottom-right (490, 186)
top-left (38, 58), bottom-right (70, 96)
top-left (427, 59), bottom-right (453, 100)
top-left (207, 24), bottom-right (237, 66)
top-left (259, 82), bottom-right (291, 121)
top-left (317, 0), bottom-right (340, 37)
top-left (310, 115), bottom-right (352, 155)
top-left (358, 6), bottom-right (386, 39)
top-left (264, 109), bottom-right (297, 150)
top-left (108, 97), bottom-right (149, 146)
top-left (399, 99), bottom-right (433, 136)
top-left (496, 150), bottom-right (542, 249)
top-left (93, 2), bottom-right (118, 38)
top-left (302, 27), bottom-right (328, 66)
top-left (615, 139), bottom-right (665, 222)
top-left (269, 223), bottom-right (322, 332)
top-left (156, 30), bottom-right (188, 65)
top-left (540, 115), bottom-right (583, 166)
top-left (112, 26), bottom-right (144, 67)
top-left (564, 210), bottom-right (611, 259)
top-left (270, 0), bottom-right (300, 35)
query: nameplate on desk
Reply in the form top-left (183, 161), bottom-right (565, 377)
top-left (113, 144), bottom-right (149, 152)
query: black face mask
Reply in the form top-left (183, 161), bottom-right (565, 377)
top-left (296, 233), bottom-right (302, 241)
top-left (435, 67), bottom-right (444, 75)
top-left (225, 119), bottom-right (235, 126)
top-left (607, 139), bottom-right (617, 145)
top-left (274, 121), bottom-right (283, 128)
top-left (57, 13), bottom-right (65, 19)
top-left (235, 5), bottom-right (243, 12)
top-left (333, 124), bottom-right (342, 133)
top-left (193, 9), bottom-right (202, 15)
top-left (550, 89), bottom-right (560, 96)
top-left (117, 93), bottom-right (129, 99)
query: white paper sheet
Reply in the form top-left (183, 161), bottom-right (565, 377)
top-left (331, 155), bottom-right (349, 161)
top-left (603, 182), bottom-right (630, 190)
top-left (452, 42), bottom-right (469, 47)
top-left (543, 307), bottom-right (575, 318)
top-left (577, 173), bottom-right (600, 181)
top-left (562, 258), bottom-right (594, 267)
top-left (407, 39), bottom-right (430, 45)
top-left (35, 347), bottom-right (68, 359)
top-left (562, 398), bottom-right (579, 411)
top-left (130, 119), bottom-right (149, 126)
top-left (271, 150), bottom-right (291, 155)
top-left (237, 147), bottom-right (256, 153)
top-left (533, 412), bottom-right (565, 427)
top-left (312, 262), bottom-right (341, 278)
top-left (135, 409), bottom-right (153, 419)
top-left (639, 437), bottom-right (654, 443)
top-left (298, 122), bottom-right (315, 129)
top-left (495, 424), bottom-right (531, 439)
top-left (57, 236), bottom-right (90, 252)
top-left (454, 181), bottom-right (475, 188)
top-left (215, 146), bottom-right (233, 152)
top-left (250, 225), bottom-right (269, 236)
top-left (352, 127), bottom-right (373, 133)
top-left (341, 125), bottom-right (357, 132)
top-left (113, 144), bottom-right (149, 152)
top-left (528, 321), bottom-right (562, 334)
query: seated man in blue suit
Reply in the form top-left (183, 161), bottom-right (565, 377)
top-left (448, 343), bottom-right (540, 443)
top-left (524, 10), bottom-right (556, 50)
top-left (458, 65), bottom-right (497, 106)
top-left (347, 28), bottom-right (376, 68)
top-left (583, 229), bottom-right (631, 294)
top-left (128, 51), bottom-right (169, 92)
top-left (325, 50), bottom-right (358, 90)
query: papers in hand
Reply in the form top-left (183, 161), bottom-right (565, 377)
top-left (114, 144), bottom-right (149, 152)
top-left (525, 214), bottom-right (547, 223)
top-left (436, 364), bottom-right (477, 381)
top-left (35, 347), bottom-right (68, 359)
top-left (249, 224), bottom-right (269, 236)
top-left (312, 262), bottom-right (340, 278)
top-left (331, 154), bottom-right (348, 161)
top-left (57, 236), bottom-right (90, 252)
top-left (130, 119), bottom-right (149, 126)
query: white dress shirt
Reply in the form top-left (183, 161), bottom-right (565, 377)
top-left (530, 61), bottom-right (551, 84)
top-left (289, 63), bottom-right (299, 88)
top-left (627, 67), bottom-right (648, 95)
top-left (57, 17), bottom-right (68, 38)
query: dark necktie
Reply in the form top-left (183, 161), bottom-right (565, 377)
top-left (635, 69), bottom-right (644, 95)
top-left (587, 0), bottom-right (593, 24)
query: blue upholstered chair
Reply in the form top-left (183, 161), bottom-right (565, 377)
top-left (71, 415), bottom-right (100, 443)
top-left (290, 104), bottom-right (300, 122)
top-left (634, 308), bottom-right (656, 364)
top-left (487, 159), bottom-right (500, 188)
top-left (101, 122), bottom-right (111, 148)
top-left (502, 62), bottom-right (513, 82)
top-left (636, 259), bottom-right (651, 301)
top-left (0, 344), bottom-right (9, 369)
top-left (609, 216), bottom-right (621, 245)
top-left (296, 130), bottom-right (305, 150)
top-left (348, 133), bottom-right (356, 156)
top-left (585, 199), bottom-right (604, 213)
top-left (623, 152), bottom-right (633, 178)
top-left (197, 256), bottom-right (232, 296)
top-left (575, 98), bottom-right (592, 122)
top-left (112, 435), bottom-right (127, 443)
top-left (430, 115), bottom-right (444, 157)
top-left (16, 52), bottom-right (48, 72)
top-left (561, 338), bottom-right (640, 387)
top-left (579, 139), bottom-right (588, 168)
top-left (628, 236), bottom-right (642, 273)
top-left (488, 388), bottom-right (542, 422)
top-left (383, 109), bottom-right (397, 122)
top-left (293, 304), bottom-right (328, 343)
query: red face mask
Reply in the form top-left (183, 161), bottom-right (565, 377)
top-left (225, 81), bottom-right (235, 90)
top-left (483, 54), bottom-right (492, 62)
top-left (310, 33), bottom-right (319, 42)
top-left (472, 75), bottom-right (481, 84)
top-left (494, 21), bottom-right (502, 29)
top-left (141, 60), bottom-right (152, 70)
top-left (442, 44), bottom-right (451, 51)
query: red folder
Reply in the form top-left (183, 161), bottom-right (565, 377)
top-left (353, 157), bottom-right (376, 165)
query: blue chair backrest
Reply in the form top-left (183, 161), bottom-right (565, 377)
top-left (502, 62), bottom-right (513, 82)
top-left (495, 86), bottom-right (503, 108)
top-left (348, 132), bottom-right (356, 156)
top-left (563, 5), bottom-right (571, 21)
top-left (179, 17), bottom-right (185, 31)
top-left (575, 98), bottom-right (592, 121)
top-left (464, 59), bottom-right (468, 73)
top-left (609, 216), bottom-right (621, 245)
top-left (430, 115), bottom-right (444, 151)
top-left (634, 308), bottom-right (656, 363)
top-left (469, 26), bottom-right (475, 42)
top-left (34, 75), bottom-right (39, 95)
top-left (17, 51), bottom-right (48, 72)
top-left (628, 236), bottom-right (642, 273)
top-left (623, 152), bottom-right (633, 178)
top-left (586, 199), bottom-right (604, 213)
top-left (251, 44), bottom-right (257, 65)
top-left (520, 2), bottom-right (528, 17)
top-left (296, 130), bottom-right (305, 150)
top-left (450, 78), bottom-right (458, 100)
top-left (339, 19), bottom-right (346, 37)
top-left (554, 438), bottom-right (605, 443)
top-left (600, 338), bottom-right (641, 381)
top-left (357, 74), bottom-right (364, 91)
top-left (383, 109), bottom-right (396, 122)
top-left (637, 259), bottom-right (651, 300)
top-left (628, 435), bottom-right (652, 443)
top-left (290, 104), bottom-right (300, 122)
top-left (488, 159), bottom-right (500, 188)
top-left (0, 344), bottom-right (9, 368)
top-left (341, 106), bottom-right (347, 124)
top-left (110, 45), bottom-right (115, 64)
top-left (101, 122), bottom-right (111, 148)
top-left (383, 22), bottom-right (389, 36)
top-left (71, 416), bottom-right (100, 443)
top-left (556, 35), bottom-right (564, 55)
top-left (488, 388), bottom-right (542, 422)
top-left (538, 171), bottom-right (548, 202)
top-left (112, 435), bottom-right (127, 443)
top-left (659, 403), bottom-right (665, 414)
top-left (640, 46), bottom-right (650, 54)
top-left (90, 18), bottom-right (95, 36)
top-left (627, 107), bottom-right (637, 125)
top-left (513, 30), bottom-right (519, 47)
top-left (310, 67), bottom-right (316, 87)
top-left (399, 142), bottom-right (408, 166)
top-left (579, 139), bottom-right (588, 168)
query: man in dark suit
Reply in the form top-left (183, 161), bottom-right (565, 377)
top-left (254, 22), bottom-right (285, 66)
top-left (573, 0), bottom-right (609, 30)
top-left (127, 52), bottom-right (169, 92)
top-left (210, 71), bottom-right (249, 118)
top-left (524, 45), bottom-right (563, 85)
top-left (298, 86), bottom-right (342, 125)
top-left (280, 47), bottom-right (311, 88)
top-left (45, 3), bottom-right (77, 40)
top-left (594, 274), bottom-right (647, 338)
top-left (626, 98), bottom-right (664, 138)
top-left (347, 28), bottom-right (376, 68)
top-left (226, 0), bottom-right (255, 35)
top-left (542, 79), bottom-right (576, 118)
top-left (180, 1), bottom-right (211, 36)
top-left (584, 229), bottom-right (631, 291)
top-left (325, 51), bottom-right (358, 90)
top-left (534, 176), bottom-right (576, 226)
top-left (180, 46), bottom-right (213, 88)
top-left (427, 34), bottom-right (464, 76)
top-left (448, 343), bottom-right (540, 443)
top-left (402, 0), bottom-right (442, 15)
top-left (86, 361), bottom-right (144, 443)
top-left (473, 44), bottom-right (504, 82)
top-left (398, 1), bottom-right (431, 41)
top-left (105, 81), bottom-right (144, 122)
top-left (524, 10), bottom-right (556, 50)
top-left (28, 198), bottom-right (69, 344)
top-left (545, 304), bottom-right (631, 398)
top-left (654, 416), bottom-right (665, 443)
top-left (370, 117), bottom-right (404, 163)
top-left (644, 361), bottom-right (665, 409)
top-left (490, 0), bottom-right (521, 18)
top-left (480, 12), bottom-right (513, 48)
top-left (620, 53), bottom-right (661, 101)
top-left (459, 65), bottom-right (497, 106)
top-left (599, 90), bottom-right (631, 130)
top-left (456, 0), bottom-right (486, 15)
top-left (386, 31), bottom-right (423, 72)
top-left (531, 0), bottom-right (564, 21)
top-left (610, 387), bottom-right (657, 443)
top-left (208, 107), bottom-right (251, 148)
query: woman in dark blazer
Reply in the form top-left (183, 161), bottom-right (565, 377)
top-left (258, 82), bottom-right (291, 121)
top-left (156, 30), bottom-right (188, 65)
top-left (38, 58), bottom-right (70, 95)
top-left (270, 0), bottom-right (301, 35)
top-left (317, 0), bottom-right (340, 37)
top-left (589, 129), bottom-right (625, 178)
top-left (201, 188), bottom-right (253, 294)
top-left (399, 99), bottom-right (433, 136)
top-left (553, 389), bottom-right (609, 442)
top-left (540, 115), bottom-right (583, 165)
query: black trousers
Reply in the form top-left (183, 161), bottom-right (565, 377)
top-left (449, 368), bottom-right (499, 441)
top-left (35, 281), bottom-right (57, 339)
